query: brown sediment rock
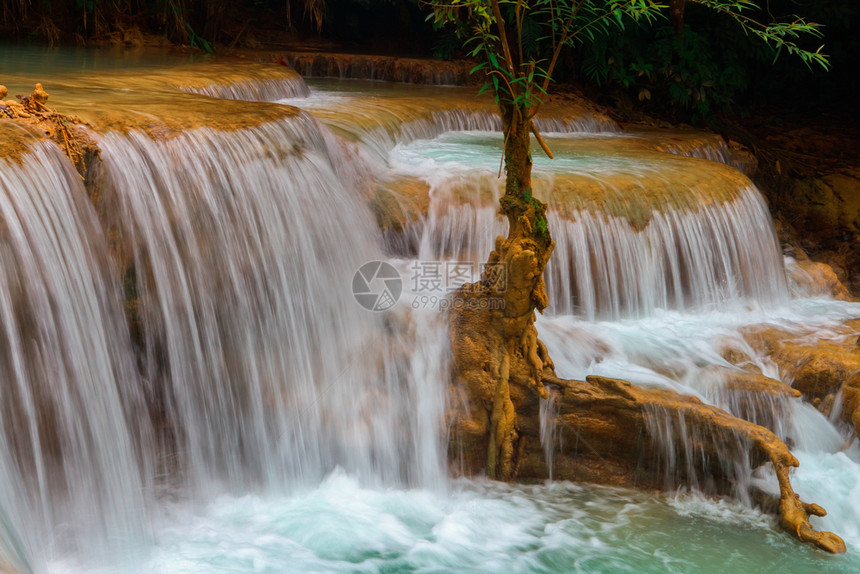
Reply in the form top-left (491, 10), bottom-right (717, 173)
top-left (371, 177), bottom-right (431, 234)
top-left (787, 172), bottom-right (860, 241)
top-left (789, 259), bottom-right (854, 301)
top-left (158, 60), bottom-right (306, 97)
top-left (726, 139), bottom-right (758, 176)
top-left (704, 366), bottom-right (800, 433)
top-left (449, 278), bottom-right (844, 552)
top-left (719, 368), bottom-right (800, 399)
top-left (772, 169), bottom-right (860, 296)
top-left (742, 322), bottom-right (860, 434)
top-left (542, 152), bottom-right (751, 231)
top-left (31, 83), bottom-right (49, 106)
top-left (3, 60), bottom-right (302, 142)
top-left (373, 130), bottom-right (755, 243)
top-left (0, 123), bottom-right (43, 164)
top-left (718, 343), bottom-right (763, 374)
top-left (1, 84), bottom-right (97, 173)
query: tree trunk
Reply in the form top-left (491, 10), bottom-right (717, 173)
top-left (448, 104), bottom-right (556, 480)
top-left (670, 0), bottom-right (686, 37)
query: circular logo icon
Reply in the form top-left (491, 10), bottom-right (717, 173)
top-left (352, 261), bottom-right (402, 311)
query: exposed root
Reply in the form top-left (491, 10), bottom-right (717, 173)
top-left (521, 324), bottom-right (548, 399)
top-left (547, 375), bottom-right (846, 554)
top-left (488, 349), bottom-right (517, 479)
top-left (449, 227), bottom-right (555, 480)
top-left (773, 455), bottom-right (846, 553)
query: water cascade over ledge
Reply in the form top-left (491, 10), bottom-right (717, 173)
top-left (0, 58), bottom-right (859, 571)
top-left (383, 131), bottom-right (788, 319)
top-left (0, 129), bottom-right (152, 570)
top-left (92, 114), bottom-right (448, 495)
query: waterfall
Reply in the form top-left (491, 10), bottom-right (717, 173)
top-left (1, 60), bottom-right (859, 570)
top-left (539, 394), bottom-right (562, 481)
top-left (384, 154), bottom-right (788, 319)
top-left (0, 133), bottom-right (152, 569)
top-left (643, 405), bottom-right (758, 502)
top-left (179, 77), bottom-right (310, 101)
top-left (545, 186), bottom-right (790, 319)
top-left (92, 114), bottom-right (447, 495)
top-left (277, 83), bottom-right (618, 167)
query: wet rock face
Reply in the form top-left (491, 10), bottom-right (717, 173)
top-left (789, 259), bottom-right (854, 300)
top-left (773, 169), bottom-right (860, 296)
top-left (742, 321), bottom-right (860, 437)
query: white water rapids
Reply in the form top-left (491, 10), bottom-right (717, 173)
top-left (0, 72), bottom-right (858, 573)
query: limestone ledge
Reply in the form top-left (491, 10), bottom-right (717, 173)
top-left (1, 59), bottom-right (304, 147)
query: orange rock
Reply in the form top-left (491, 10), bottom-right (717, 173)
top-left (32, 83), bottom-right (49, 106)
top-left (790, 259), bottom-right (853, 300)
top-left (742, 321), bottom-right (860, 434)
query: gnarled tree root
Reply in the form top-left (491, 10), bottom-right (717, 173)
top-left (545, 375), bottom-right (846, 554)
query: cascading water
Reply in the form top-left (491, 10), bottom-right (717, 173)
top-left (0, 128), bottom-right (152, 571)
top-left (2, 57), bottom-right (860, 572)
top-left (379, 111), bottom-right (860, 554)
top-left (386, 130), bottom-right (789, 319)
top-left (277, 79), bottom-right (617, 165)
top-left (546, 186), bottom-right (790, 319)
top-left (92, 113), bottom-right (447, 495)
top-left (179, 77), bottom-right (310, 101)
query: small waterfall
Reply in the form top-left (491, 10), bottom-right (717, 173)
top-left (655, 138), bottom-right (731, 164)
top-left (539, 394), bottom-right (562, 480)
top-left (533, 116), bottom-right (620, 134)
top-left (0, 135), bottom-right (152, 569)
top-left (93, 114), bottom-right (448, 494)
top-left (644, 406), bottom-right (758, 504)
top-left (697, 368), bottom-right (795, 438)
top-left (546, 186), bottom-right (790, 319)
top-left (179, 77), bottom-right (310, 101)
top-left (383, 166), bottom-right (787, 319)
top-left (362, 109), bottom-right (501, 161)
top-left (284, 88), bottom-right (618, 167)
top-left (386, 186), bottom-right (505, 263)
top-left (370, 111), bottom-right (618, 159)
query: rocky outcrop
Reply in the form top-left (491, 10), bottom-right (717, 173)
top-left (448, 275), bottom-right (848, 554)
top-left (779, 169), bottom-right (860, 292)
top-left (742, 321), bottom-right (860, 437)
top-left (788, 258), bottom-right (854, 300)
top-left (0, 83), bottom-right (96, 174)
top-left (761, 161), bottom-right (860, 297)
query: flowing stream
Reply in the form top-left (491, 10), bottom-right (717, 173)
top-left (1, 51), bottom-right (860, 572)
